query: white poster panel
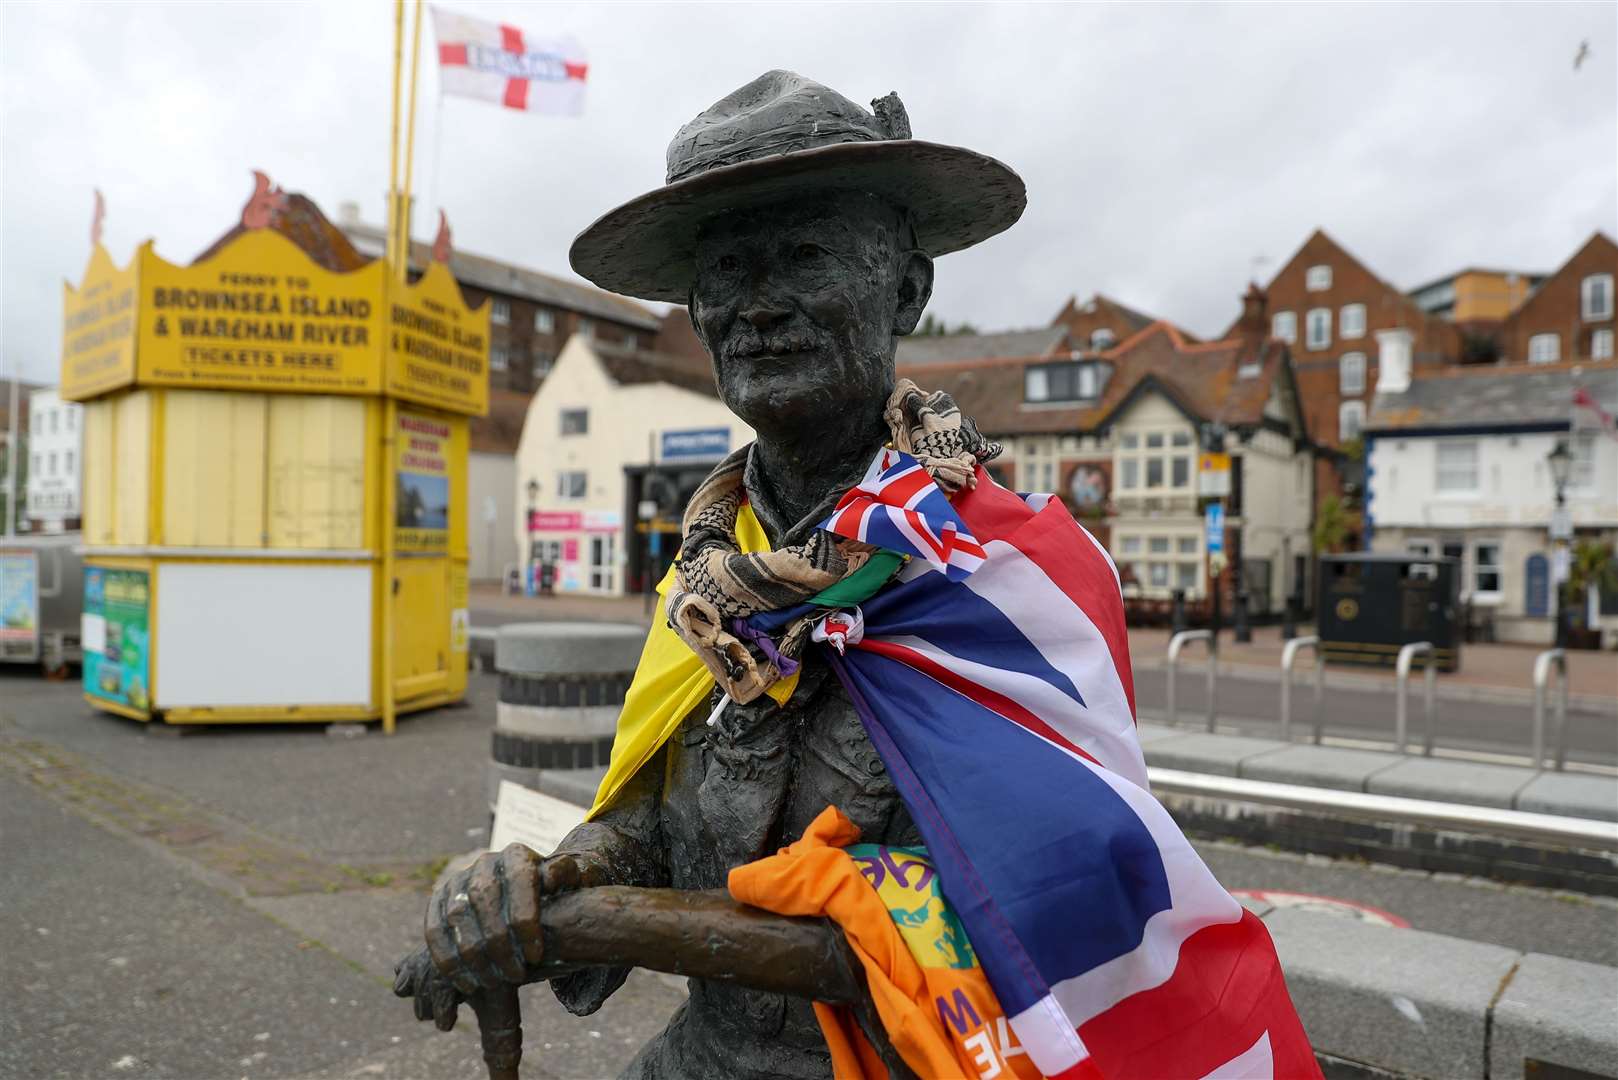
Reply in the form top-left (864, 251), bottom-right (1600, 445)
top-left (155, 563), bottom-right (372, 708)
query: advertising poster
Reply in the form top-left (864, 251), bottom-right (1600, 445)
top-left (1, 552), bottom-right (40, 662)
top-left (83, 567), bottom-right (151, 711)
top-left (385, 261), bottom-right (490, 416)
top-left (137, 230), bottom-right (385, 395)
top-left (395, 411), bottom-right (451, 552)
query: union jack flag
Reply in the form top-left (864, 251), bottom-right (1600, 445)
top-left (764, 447), bottom-right (1319, 1079)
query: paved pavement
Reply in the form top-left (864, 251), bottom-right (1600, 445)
top-left (4, 665), bottom-right (1615, 1078)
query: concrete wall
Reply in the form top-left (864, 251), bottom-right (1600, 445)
top-left (467, 451), bottom-right (517, 582)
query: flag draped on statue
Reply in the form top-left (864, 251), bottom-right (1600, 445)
top-left (594, 447), bottom-right (1320, 1080)
top-left (430, 6), bottom-right (587, 114)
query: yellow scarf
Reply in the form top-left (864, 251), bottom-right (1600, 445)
top-left (588, 503), bottom-right (798, 818)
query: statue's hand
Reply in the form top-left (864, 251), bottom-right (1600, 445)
top-left (422, 843), bottom-right (577, 1001)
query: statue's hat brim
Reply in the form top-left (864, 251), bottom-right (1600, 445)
top-left (568, 139), bottom-right (1026, 304)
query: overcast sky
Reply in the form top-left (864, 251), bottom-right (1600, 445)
top-left (3, 1), bottom-right (1613, 385)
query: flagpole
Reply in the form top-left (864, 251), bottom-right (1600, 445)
top-left (386, 0), bottom-right (405, 279)
top-left (398, 0), bottom-right (424, 284)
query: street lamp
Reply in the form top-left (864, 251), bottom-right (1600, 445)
top-left (1547, 439), bottom-right (1573, 648)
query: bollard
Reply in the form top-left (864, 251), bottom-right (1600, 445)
top-left (1234, 589), bottom-right (1251, 644)
top-left (1170, 589), bottom-right (1187, 636)
top-left (488, 622), bottom-right (645, 813)
top-left (1530, 648), bottom-right (1569, 771)
top-left (1278, 635), bottom-right (1323, 744)
top-left (1281, 591), bottom-right (1298, 642)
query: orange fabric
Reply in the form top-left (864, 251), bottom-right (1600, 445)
top-left (729, 806), bottom-right (1044, 1080)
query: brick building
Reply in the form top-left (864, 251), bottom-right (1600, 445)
top-left (897, 306), bottom-right (1314, 617)
top-left (1495, 232), bottom-right (1616, 367)
top-left (341, 211), bottom-right (662, 395)
top-left (1050, 293), bottom-right (1184, 353)
top-left (1232, 229), bottom-right (1460, 447)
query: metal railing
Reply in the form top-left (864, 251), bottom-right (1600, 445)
top-left (1166, 629), bottom-right (1216, 732)
top-left (1394, 642), bottom-right (1437, 755)
top-left (1531, 648), bottom-right (1570, 772)
top-left (1147, 768), bottom-right (1618, 852)
top-left (1279, 635), bottom-right (1324, 744)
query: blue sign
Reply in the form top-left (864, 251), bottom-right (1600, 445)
top-left (1524, 553), bottom-right (1550, 618)
top-left (1205, 504), bottom-right (1225, 554)
top-left (660, 427), bottom-right (730, 461)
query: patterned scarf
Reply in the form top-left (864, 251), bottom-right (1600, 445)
top-left (667, 379), bottom-right (1001, 703)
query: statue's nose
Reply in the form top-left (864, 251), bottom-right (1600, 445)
top-left (740, 302), bottom-right (791, 331)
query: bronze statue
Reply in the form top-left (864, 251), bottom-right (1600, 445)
top-left (395, 70), bottom-right (1024, 1079)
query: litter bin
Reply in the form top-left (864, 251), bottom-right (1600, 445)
top-left (1317, 553), bottom-right (1460, 672)
top-left (488, 621), bottom-right (643, 812)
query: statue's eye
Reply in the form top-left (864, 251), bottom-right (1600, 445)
top-left (716, 254), bottom-right (740, 274)
top-left (794, 243), bottom-right (824, 262)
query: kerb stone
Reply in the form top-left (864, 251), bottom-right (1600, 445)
top-left (1142, 733), bottom-right (1289, 777)
top-left (1366, 758), bottom-right (1536, 808)
top-left (1514, 771), bottom-right (1618, 823)
top-left (495, 621), bottom-right (645, 676)
top-left (1262, 907), bottom-right (1520, 1078)
top-left (1238, 745), bottom-right (1405, 792)
top-left (1490, 951), bottom-right (1618, 1080)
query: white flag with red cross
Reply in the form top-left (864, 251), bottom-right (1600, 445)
top-left (431, 6), bottom-right (586, 115)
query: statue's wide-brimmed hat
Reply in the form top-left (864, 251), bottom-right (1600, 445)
top-left (569, 71), bottom-right (1026, 303)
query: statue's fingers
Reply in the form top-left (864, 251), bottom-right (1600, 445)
top-left (501, 844), bottom-right (545, 969)
top-left (413, 983), bottom-right (435, 1023)
top-left (467, 856), bottom-right (526, 984)
top-left (431, 979), bottom-right (460, 1032)
top-left (425, 870), bottom-right (479, 996)
top-left (446, 865), bottom-right (500, 991)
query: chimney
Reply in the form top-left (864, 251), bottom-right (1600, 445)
top-left (1237, 282), bottom-right (1267, 338)
top-left (338, 200), bottom-right (361, 226)
top-left (1375, 328), bottom-right (1414, 394)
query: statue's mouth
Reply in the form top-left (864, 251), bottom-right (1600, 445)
top-left (722, 326), bottom-right (826, 362)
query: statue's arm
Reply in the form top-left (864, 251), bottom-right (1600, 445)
top-left (547, 742), bottom-right (669, 1015)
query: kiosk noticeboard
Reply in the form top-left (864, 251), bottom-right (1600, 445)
top-left (83, 566), bottom-right (152, 713)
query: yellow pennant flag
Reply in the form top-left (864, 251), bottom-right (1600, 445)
top-left (588, 503), bottom-right (797, 817)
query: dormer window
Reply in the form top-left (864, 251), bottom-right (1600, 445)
top-left (1306, 265), bottom-right (1333, 292)
top-left (1089, 328), bottom-right (1116, 351)
top-left (1025, 360), bottom-right (1103, 403)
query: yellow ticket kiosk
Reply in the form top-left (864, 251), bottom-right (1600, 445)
top-left (61, 201), bottom-right (489, 731)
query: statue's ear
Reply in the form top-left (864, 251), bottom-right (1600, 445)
top-left (892, 251), bottom-right (934, 336)
top-left (686, 288), bottom-right (711, 353)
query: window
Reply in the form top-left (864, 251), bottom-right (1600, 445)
top-left (1116, 532), bottom-right (1202, 595)
top-left (1340, 303), bottom-right (1366, 339)
top-left (1471, 540), bottom-right (1502, 598)
top-left (1305, 307), bottom-right (1332, 350)
top-left (490, 344), bottom-right (509, 371)
top-left (49, 411), bottom-right (59, 434)
top-left (65, 410), bottom-right (75, 431)
top-left (1177, 536), bottom-right (1198, 555)
top-left (47, 451), bottom-right (57, 476)
top-left (1117, 426), bottom-right (1195, 492)
top-left (1582, 273), bottom-right (1614, 321)
top-left (1306, 265), bottom-right (1333, 292)
top-left (1434, 439), bottom-right (1478, 493)
top-left (1148, 536), bottom-right (1170, 554)
top-left (556, 470), bottom-right (587, 500)
top-left (1272, 311), bottom-right (1297, 343)
top-left (1120, 536), bottom-right (1143, 555)
top-left (1571, 433), bottom-right (1597, 490)
top-left (1528, 333), bottom-right (1560, 364)
top-left (32, 452), bottom-right (40, 473)
top-left (534, 309), bottom-right (555, 334)
top-left (1338, 401), bottom-right (1365, 440)
top-left (626, 333), bottom-right (640, 351)
top-left (578, 317), bottom-right (595, 339)
top-left (491, 299), bottom-right (511, 325)
top-left (64, 450), bottom-right (73, 474)
top-left (1593, 328), bottom-right (1614, 360)
top-left (532, 351), bottom-right (554, 378)
top-left (1176, 562), bottom-right (1199, 589)
top-left (560, 408), bottom-right (589, 436)
top-left (1339, 352), bottom-right (1367, 395)
top-left (589, 533), bottom-right (615, 591)
top-left (1024, 361), bottom-right (1100, 403)
top-left (1090, 328), bottom-right (1116, 350)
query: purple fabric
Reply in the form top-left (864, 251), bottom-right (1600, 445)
top-left (728, 617), bottom-right (800, 678)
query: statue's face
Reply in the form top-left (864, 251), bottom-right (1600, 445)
top-left (690, 192), bottom-right (931, 437)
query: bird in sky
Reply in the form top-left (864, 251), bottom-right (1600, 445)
top-left (1574, 39), bottom-right (1590, 70)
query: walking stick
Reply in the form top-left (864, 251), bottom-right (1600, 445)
top-left (397, 885), bottom-right (914, 1080)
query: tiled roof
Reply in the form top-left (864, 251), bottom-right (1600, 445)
top-left (592, 341), bottom-right (718, 398)
top-left (895, 326), bottom-right (1070, 366)
top-left (899, 322), bottom-right (1290, 439)
top-left (1367, 362), bottom-right (1618, 431)
top-left (344, 222), bottom-right (662, 331)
